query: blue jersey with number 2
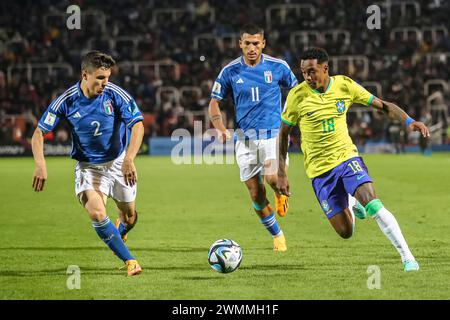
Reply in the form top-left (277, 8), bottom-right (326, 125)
top-left (38, 82), bottom-right (143, 164)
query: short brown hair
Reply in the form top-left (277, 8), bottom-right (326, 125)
top-left (81, 51), bottom-right (116, 72)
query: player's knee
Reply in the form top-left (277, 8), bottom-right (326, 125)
top-left (124, 210), bottom-right (138, 226)
top-left (336, 227), bottom-right (353, 239)
top-left (264, 174), bottom-right (277, 188)
top-left (88, 209), bottom-right (107, 222)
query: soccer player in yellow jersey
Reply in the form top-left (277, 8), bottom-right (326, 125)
top-left (277, 48), bottom-right (430, 271)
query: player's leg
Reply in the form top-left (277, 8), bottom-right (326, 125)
top-left (262, 137), bottom-right (289, 217)
top-left (79, 190), bottom-right (140, 272)
top-left (243, 174), bottom-right (286, 252)
top-left (75, 162), bottom-right (141, 276)
top-left (348, 193), bottom-right (367, 220)
top-left (354, 182), bottom-right (419, 271)
top-left (264, 160), bottom-right (289, 217)
top-left (110, 151), bottom-right (140, 241)
top-left (236, 139), bottom-right (286, 251)
top-left (312, 163), bottom-right (355, 238)
top-left (114, 200), bottom-right (138, 242)
top-left (328, 209), bottom-right (354, 239)
top-left (341, 156), bottom-right (418, 270)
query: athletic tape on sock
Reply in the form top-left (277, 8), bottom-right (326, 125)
top-left (365, 199), bottom-right (384, 217)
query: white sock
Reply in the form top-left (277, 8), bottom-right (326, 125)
top-left (347, 194), bottom-right (356, 232)
top-left (372, 207), bottom-right (415, 263)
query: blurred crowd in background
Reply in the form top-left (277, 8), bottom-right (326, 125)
top-left (1, 0), bottom-right (449, 151)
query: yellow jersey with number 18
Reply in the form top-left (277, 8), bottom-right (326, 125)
top-left (281, 75), bottom-right (374, 178)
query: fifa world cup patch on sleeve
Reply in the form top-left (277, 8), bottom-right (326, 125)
top-left (44, 112), bottom-right (56, 126)
top-left (212, 81), bottom-right (221, 94)
top-left (132, 101), bottom-right (140, 115)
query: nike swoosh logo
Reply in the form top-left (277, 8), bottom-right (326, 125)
top-left (306, 111), bottom-right (316, 116)
top-left (356, 175), bottom-right (366, 180)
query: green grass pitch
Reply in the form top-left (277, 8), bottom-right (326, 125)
top-left (0, 153), bottom-right (449, 299)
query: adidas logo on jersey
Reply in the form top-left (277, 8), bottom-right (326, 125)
top-left (236, 78), bottom-right (244, 84)
top-left (73, 112), bottom-right (82, 118)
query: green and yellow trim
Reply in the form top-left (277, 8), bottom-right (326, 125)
top-left (367, 94), bottom-right (374, 106)
top-left (282, 118), bottom-right (296, 126)
top-left (311, 77), bottom-right (333, 94)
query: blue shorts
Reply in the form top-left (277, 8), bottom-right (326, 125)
top-left (312, 157), bottom-right (372, 219)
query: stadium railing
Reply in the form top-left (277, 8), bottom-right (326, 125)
top-left (329, 55), bottom-right (369, 79)
top-left (424, 79), bottom-right (449, 97)
top-left (290, 29), bottom-right (351, 51)
top-left (6, 63), bottom-right (74, 84)
top-left (117, 60), bottom-right (180, 79)
top-left (150, 6), bottom-right (216, 26)
top-left (265, 4), bottom-right (316, 28)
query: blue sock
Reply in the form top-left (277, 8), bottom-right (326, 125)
top-left (260, 213), bottom-right (283, 237)
top-left (92, 216), bottom-right (134, 262)
top-left (117, 221), bottom-right (128, 237)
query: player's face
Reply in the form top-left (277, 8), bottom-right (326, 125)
top-left (239, 33), bottom-right (265, 63)
top-left (300, 59), bottom-right (328, 90)
top-left (82, 67), bottom-right (111, 97)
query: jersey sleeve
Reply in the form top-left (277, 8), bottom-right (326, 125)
top-left (119, 98), bottom-right (144, 127)
top-left (281, 89), bottom-right (300, 126)
top-left (211, 67), bottom-right (231, 101)
top-left (110, 86), bottom-right (144, 127)
top-left (280, 63), bottom-right (298, 88)
top-left (347, 77), bottom-right (374, 106)
top-left (37, 94), bottom-right (68, 133)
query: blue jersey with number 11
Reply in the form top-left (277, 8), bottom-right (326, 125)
top-left (211, 54), bottom-right (297, 140)
top-left (38, 82), bottom-right (143, 164)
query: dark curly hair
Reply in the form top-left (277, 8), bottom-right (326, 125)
top-left (301, 47), bottom-right (329, 64)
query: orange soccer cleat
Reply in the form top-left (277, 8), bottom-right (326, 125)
top-left (275, 194), bottom-right (289, 217)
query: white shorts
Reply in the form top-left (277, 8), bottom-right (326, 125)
top-left (74, 152), bottom-right (137, 203)
top-left (235, 137), bottom-right (289, 182)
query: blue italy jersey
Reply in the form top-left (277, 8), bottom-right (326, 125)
top-left (38, 82), bottom-right (144, 164)
top-left (211, 54), bottom-right (298, 140)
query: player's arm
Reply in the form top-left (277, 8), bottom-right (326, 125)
top-left (123, 121), bottom-right (144, 187)
top-left (277, 122), bottom-right (293, 196)
top-left (370, 97), bottom-right (430, 138)
top-left (31, 128), bottom-right (47, 192)
top-left (208, 98), bottom-right (231, 142)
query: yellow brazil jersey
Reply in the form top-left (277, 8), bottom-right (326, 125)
top-left (282, 75), bottom-right (374, 178)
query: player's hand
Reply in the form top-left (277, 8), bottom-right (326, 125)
top-left (122, 158), bottom-right (137, 187)
top-left (32, 164), bottom-right (47, 192)
top-left (218, 129), bottom-right (231, 143)
top-left (409, 121), bottom-right (430, 138)
top-left (277, 174), bottom-right (290, 197)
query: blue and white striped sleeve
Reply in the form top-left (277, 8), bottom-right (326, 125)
top-left (281, 63), bottom-right (298, 89)
top-left (211, 67), bottom-right (231, 101)
top-left (107, 83), bottom-right (143, 127)
top-left (38, 85), bottom-right (77, 132)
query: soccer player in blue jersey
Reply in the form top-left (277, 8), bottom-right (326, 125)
top-left (31, 51), bottom-right (144, 276)
top-left (208, 24), bottom-right (298, 251)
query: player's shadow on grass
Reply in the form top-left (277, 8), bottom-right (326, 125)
top-left (240, 263), bottom-right (307, 271)
top-left (0, 267), bottom-right (132, 277)
top-left (0, 246), bottom-right (207, 253)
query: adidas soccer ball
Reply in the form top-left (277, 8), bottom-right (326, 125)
top-left (208, 239), bottom-right (243, 273)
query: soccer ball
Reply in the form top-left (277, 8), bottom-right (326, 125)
top-left (208, 239), bottom-right (243, 273)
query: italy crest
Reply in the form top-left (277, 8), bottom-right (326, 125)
top-left (104, 99), bottom-right (113, 115)
top-left (264, 71), bottom-right (272, 83)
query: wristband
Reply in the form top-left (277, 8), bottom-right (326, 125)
top-left (405, 117), bottom-right (415, 126)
